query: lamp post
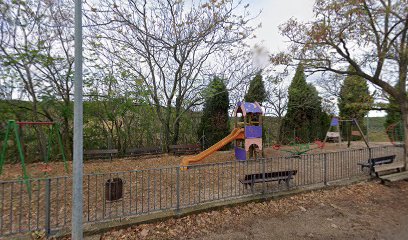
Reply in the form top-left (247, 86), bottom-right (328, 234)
top-left (72, 0), bottom-right (83, 238)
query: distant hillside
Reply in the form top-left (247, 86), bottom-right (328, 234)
top-left (366, 116), bottom-right (386, 131)
top-left (365, 116), bottom-right (388, 142)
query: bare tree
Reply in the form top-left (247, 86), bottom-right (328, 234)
top-left (264, 80), bottom-right (288, 143)
top-left (0, 0), bottom-right (75, 155)
top-left (265, 82), bottom-right (288, 119)
top-left (85, 0), bottom-right (259, 149)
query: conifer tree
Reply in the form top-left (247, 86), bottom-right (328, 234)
top-left (338, 65), bottom-right (373, 128)
top-left (280, 64), bottom-right (327, 143)
top-left (198, 77), bottom-right (230, 149)
top-left (384, 84), bottom-right (403, 140)
top-left (244, 73), bottom-right (267, 104)
top-left (337, 65), bottom-right (373, 144)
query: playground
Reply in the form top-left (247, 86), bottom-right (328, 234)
top-left (0, 104), bottom-right (394, 181)
top-left (0, 141), bottom-right (393, 180)
top-left (0, 103), bottom-right (405, 238)
top-left (2, 0), bottom-right (408, 238)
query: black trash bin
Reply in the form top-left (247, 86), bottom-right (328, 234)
top-left (105, 178), bottom-right (123, 201)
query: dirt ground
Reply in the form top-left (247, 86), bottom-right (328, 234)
top-left (95, 180), bottom-right (408, 240)
top-left (0, 141), bottom-right (392, 180)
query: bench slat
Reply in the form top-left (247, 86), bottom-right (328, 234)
top-left (84, 149), bottom-right (118, 154)
top-left (374, 163), bottom-right (404, 173)
top-left (369, 155), bottom-right (396, 164)
top-left (358, 155), bottom-right (396, 170)
top-left (169, 144), bottom-right (201, 156)
top-left (126, 147), bottom-right (162, 155)
top-left (380, 171), bottom-right (408, 182)
top-left (239, 176), bottom-right (292, 184)
top-left (169, 144), bottom-right (201, 149)
top-left (239, 170), bottom-right (297, 184)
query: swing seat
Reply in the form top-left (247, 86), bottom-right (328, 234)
top-left (326, 132), bottom-right (340, 138)
top-left (351, 131), bottom-right (361, 136)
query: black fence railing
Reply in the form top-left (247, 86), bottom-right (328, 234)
top-left (0, 145), bottom-right (404, 237)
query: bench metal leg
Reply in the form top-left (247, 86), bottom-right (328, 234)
top-left (286, 173), bottom-right (293, 189)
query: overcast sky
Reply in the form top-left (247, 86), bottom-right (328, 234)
top-left (250, 0), bottom-right (315, 53)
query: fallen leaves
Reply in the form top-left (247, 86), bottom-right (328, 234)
top-left (96, 181), bottom-right (408, 240)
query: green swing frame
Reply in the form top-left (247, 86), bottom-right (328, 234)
top-left (0, 120), bottom-right (69, 192)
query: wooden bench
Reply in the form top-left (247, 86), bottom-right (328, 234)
top-left (357, 155), bottom-right (396, 176)
top-left (169, 144), bottom-right (201, 156)
top-left (374, 162), bottom-right (404, 177)
top-left (84, 149), bottom-right (118, 161)
top-left (126, 147), bottom-right (162, 157)
top-left (239, 170), bottom-right (298, 191)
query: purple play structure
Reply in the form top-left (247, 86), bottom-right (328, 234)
top-left (233, 101), bottom-right (263, 160)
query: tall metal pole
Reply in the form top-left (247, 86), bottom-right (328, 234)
top-left (72, 0), bottom-right (83, 238)
top-left (366, 114), bottom-right (369, 142)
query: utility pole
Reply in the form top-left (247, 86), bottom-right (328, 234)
top-left (72, 0), bottom-right (83, 238)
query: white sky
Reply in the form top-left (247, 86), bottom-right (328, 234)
top-left (248, 0), bottom-right (386, 117)
top-left (249, 0), bottom-right (315, 53)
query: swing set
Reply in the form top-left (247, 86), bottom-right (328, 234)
top-left (323, 117), bottom-right (369, 148)
top-left (0, 120), bottom-right (69, 191)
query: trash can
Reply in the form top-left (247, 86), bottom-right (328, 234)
top-left (105, 178), bottom-right (123, 201)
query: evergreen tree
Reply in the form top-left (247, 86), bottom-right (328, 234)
top-left (280, 64), bottom-right (327, 143)
top-left (338, 65), bottom-right (373, 143)
top-left (384, 84), bottom-right (403, 140)
top-left (244, 72), bottom-right (268, 149)
top-left (198, 77), bottom-right (230, 149)
top-left (385, 97), bottom-right (401, 127)
top-left (338, 65), bottom-right (373, 128)
top-left (244, 73), bottom-right (267, 104)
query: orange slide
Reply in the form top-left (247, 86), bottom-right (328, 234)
top-left (181, 128), bottom-right (244, 167)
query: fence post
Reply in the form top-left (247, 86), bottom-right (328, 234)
top-left (262, 158), bottom-right (266, 194)
top-left (368, 147), bottom-right (373, 176)
top-left (176, 167), bottom-right (180, 214)
top-left (323, 153), bottom-right (327, 186)
top-left (44, 178), bottom-right (51, 236)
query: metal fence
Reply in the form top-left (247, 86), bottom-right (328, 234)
top-left (0, 145), bottom-right (404, 237)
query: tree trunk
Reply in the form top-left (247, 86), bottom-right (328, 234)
top-left (401, 102), bottom-right (408, 170)
top-left (172, 119), bottom-right (180, 145)
top-left (163, 107), bottom-right (172, 152)
top-left (172, 100), bottom-right (182, 145)
top-left (62, 116), bottom-right (72, 160)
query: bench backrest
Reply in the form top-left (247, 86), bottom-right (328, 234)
top-left (84, 149), bottom-right (118, 155)
top-left (169, 144), bottom-right (201, 150)
top-left (126, 147), bottom-right (162, 154)
top-left (244, 170), bottom-right (298, 181)
top-left (369, 155), bottom-right (396, 165)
